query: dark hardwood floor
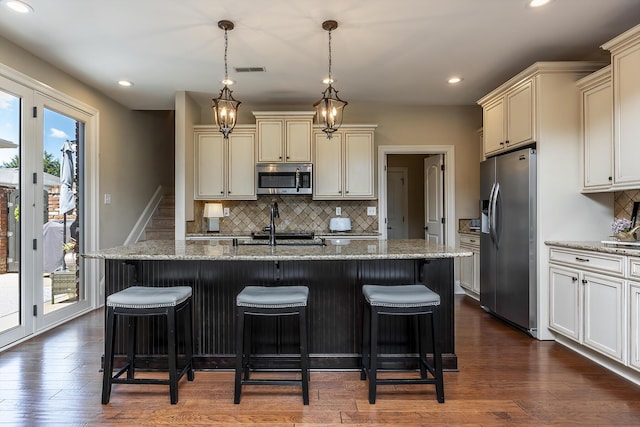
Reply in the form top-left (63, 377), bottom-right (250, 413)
top-left (1, 295), bottom-right (640, 426)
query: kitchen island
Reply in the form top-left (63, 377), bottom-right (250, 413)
top-left (86, 239), bottom-right (471, 370)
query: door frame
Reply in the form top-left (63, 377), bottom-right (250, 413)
top-left (378, 145), bottom-right (455, 244)
top-left (0, 63), bottom-right (100, 349)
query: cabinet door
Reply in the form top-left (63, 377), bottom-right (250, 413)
top-left (549, 266), bottom-right (581, 341)
top-left (582, 77), bottom-right (613, 190)
top-left (228, 133), bottom-right (256, 199)
top-left (613, 43), bottom-right (640, 187)
top-left (344, 132), bottom-right (374, 198)
top-left (285, 120), bottom-right (312, 162)
top-left (483, 97), bottom-right (504, 155)
top-left (583, 272), bottom-right (625, 362)
top-left (314, 132), bottom-right (342, 198)
top-left (630, 281), bottom-right (640, 372)
top-left (195, 132), bottom-right (225, 199)
top-left (459, 249), bottom-right (473, 291)
top-left (472, 247), bottom-right (481, 295)
top-left (506, 79), bottom-right (534, 148)
top-left (257, 120), bottom-right (284, 162)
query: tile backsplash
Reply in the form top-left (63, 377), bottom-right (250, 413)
top-left (188, 196), bottom-right (379, 234)
top-left (614, 190), bottom-right (640, 219)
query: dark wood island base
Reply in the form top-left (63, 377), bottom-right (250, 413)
top-left (104, 256), bottom-right (458, 371)
top-left (87, 239), bottom-right (470, 372)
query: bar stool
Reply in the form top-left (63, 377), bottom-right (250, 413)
top-left (234, 285), bottom-right (310, 405)
top-left (361, 284), bottom-right (444, 404)
top-left (101, 286), bottom-right (195, 405)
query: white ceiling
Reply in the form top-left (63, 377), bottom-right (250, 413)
top-left (1, 0), bottom-right (639, 110)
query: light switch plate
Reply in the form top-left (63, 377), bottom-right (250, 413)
top-left (104, 193), bottom-right (111, 204)
top-left (223, 207), bottom-right (230, 217)
top-left (336, 207), bottom-right (341, 216)
top-left (367, 206), bottom-right (376, 216)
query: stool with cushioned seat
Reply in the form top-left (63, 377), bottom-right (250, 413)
top-left (101, 286), bottom-right (195, 405)
top-left (360, 283), bottom-right (444, 404)
top-left (234, 285), bottom-right (310, 405)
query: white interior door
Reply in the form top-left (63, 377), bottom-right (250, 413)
top-left (386, 167), bottom-right (408, 239)
top-left (424, 155), bottom-right (444, 244)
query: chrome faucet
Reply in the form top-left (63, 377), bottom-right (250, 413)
top-left (268, 202), bottom-right (279, 246)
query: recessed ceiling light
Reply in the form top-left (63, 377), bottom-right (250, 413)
top-left (117, 80), bottom-right (133, 87)
top-left (529, 0), bottom-right (551, 7)
top-left (4, 0), bottom-right (34, 13)
top-left (448, 77), bottom-right (463, 84)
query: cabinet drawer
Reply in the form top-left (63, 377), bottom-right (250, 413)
top-left (629, 257), bottom-right (640, 280)
top-left (549, 247), bottom-right (625, 276)
top-left (459, 233), bottom-right (480, 247)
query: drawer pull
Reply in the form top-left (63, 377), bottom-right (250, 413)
top-left (572, 277), bottom-right (578, 282)
top-left (469, 239), bottom-right (476, 243)
top-left (575, 257), bottom-right (590, 262)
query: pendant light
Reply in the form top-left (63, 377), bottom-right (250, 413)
top-left (313, 20), bottom-right (347, 139)
top-left (212, 20), bottom-right (241, 139)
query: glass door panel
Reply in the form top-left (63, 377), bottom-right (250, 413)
top-left (42, 108), bottom-right (79, 314)
top-left (0, 79), bottom-right (31, 347)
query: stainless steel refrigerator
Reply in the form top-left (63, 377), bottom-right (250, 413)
top-left (480, 147), bottom-right (537, 337)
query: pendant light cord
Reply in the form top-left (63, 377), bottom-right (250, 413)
top-left (224, 28), bottom-right (229, 81)
top-left (327, 29), bottom-right (332, 81)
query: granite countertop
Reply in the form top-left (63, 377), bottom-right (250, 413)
top-left (84, 239), bottom-right (472, 261)
top-left (545, 240), bottom-right (640, 257)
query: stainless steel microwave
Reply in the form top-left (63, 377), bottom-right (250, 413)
top-left (256, 163), bottom-right (312, 195)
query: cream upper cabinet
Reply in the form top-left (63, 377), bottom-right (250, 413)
top-left (577, 66), bottom-right (613, 192)
top-left (602, 24), bottom-right (640, 190)
top-left (253, 112), bottom-right (314, 163)
top-left (194, 126), bottom-right (256, 200)
top-left (313, 126), bottom-right (376, 200)
top-left (480, 79), bottom-right (535, 157)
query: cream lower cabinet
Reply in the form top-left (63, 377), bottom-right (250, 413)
top-left (629, 257), bottom-right (640, 372)
top-left (194, 127), bottom-right (256, 200)
top-left (313, 127), bottom-right (375, 200)
top-left (548, 247), bottom-right (626, 363)
top-left (458, 233), bottom-right (480, 298)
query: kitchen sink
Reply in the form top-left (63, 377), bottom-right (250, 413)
top-left (239, 238), bottom-right (326, 246)
top-left (250, 231), bottom-right (315, 240)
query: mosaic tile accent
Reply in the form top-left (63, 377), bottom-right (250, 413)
top-left (614, 190), bottom-right (640, 219)
top-left (189, 196), bottom-right (379, 234)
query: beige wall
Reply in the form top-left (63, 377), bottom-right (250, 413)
top-left (196, 100), bottom-right (483, 229)
top-left (0, 35), bottom-right (174, 249)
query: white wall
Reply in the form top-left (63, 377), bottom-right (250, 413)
top-left (0, 35), bottom-right (175, 249)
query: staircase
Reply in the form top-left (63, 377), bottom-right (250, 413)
top-left (140, 193), bottom-right (175, 241)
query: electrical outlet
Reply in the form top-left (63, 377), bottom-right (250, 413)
top-left (336, 207), bottom-right (341, 216)
top-left (223, 207), bottom-right (230, 217)
top-left (367, 206), bottom-right (376, 216)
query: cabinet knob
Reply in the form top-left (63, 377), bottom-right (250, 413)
top-left (286, 156), bottom-right (290, 159)
top-left (338, 190), bottom-right (342, 194)
top-left (279, 156), bottom-right (282, 159)
top-left (500, 142), bottom-right (505, 146)
top-left (345, 190), bottom-right (349, 194)
top-left (505, 140), bottom-right (510, 145)
top-left (582, 279), bottom-right (588, 284)
top-left (228, 190), bottom-right (232, 194)
top-left (608, 176), bottom-right (612, 181)
top-left (220, 191), bottom-right (224, 195)
top-left (572, 277), bottom-right (578, 282)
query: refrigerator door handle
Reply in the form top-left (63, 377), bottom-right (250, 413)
top-left (490, 182), bottom-right (500, 247)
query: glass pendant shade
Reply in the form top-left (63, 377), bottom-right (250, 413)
top-left (212, 85), bottom-right (240, 139)
top-left (313, 84), bottom-right (347, 139)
